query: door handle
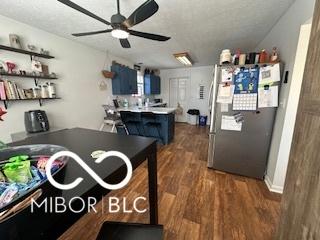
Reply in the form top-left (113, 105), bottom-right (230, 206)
top-left (0, 188), bottom-right (43, 223)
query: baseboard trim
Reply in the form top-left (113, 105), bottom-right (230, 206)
top-left (264, 175), bottom-right (283, 194)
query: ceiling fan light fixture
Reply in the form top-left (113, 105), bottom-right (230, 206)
top-left (174, 52), bottom-right (193, 66)
top-left (111, 29), bottom-right (129, 39)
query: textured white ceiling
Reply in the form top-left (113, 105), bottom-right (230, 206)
top-left (0, 0), bottom-right (295, 69)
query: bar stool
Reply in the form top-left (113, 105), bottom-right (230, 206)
top-left (99, 118), bottom-right (122, 132)
top-left (120, 111), bottom-right (142, 136)
top-left (141, 112), bottom-right (163, 144)
top-left (96, 221), bottom-right (163, 240)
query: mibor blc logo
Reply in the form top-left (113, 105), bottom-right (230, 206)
top-left (46, 150), bottom-right (133, 190)
top-left (32, 151), bottom-right (146, 214)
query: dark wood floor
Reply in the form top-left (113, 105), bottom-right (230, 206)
top-left (59, 123), bottom-right (281, 240)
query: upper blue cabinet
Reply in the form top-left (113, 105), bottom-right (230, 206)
top-left (144, 74), bottom-right (161, 95)
top-left (111, 65), bottom-right (138, 95)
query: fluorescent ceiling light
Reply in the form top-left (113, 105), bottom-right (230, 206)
top-left (111, 29), bottom-right (129, 39)
top-left (174, 52), bottom-right (193, 66)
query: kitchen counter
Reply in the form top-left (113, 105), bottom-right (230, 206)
top-left (118, 107), bottom-right (175, 144)
top-left (118, 106), bottom-right (176, 114)
top-left (148, 102), bottom-right (168, 107)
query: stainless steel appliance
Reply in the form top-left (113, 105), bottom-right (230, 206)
top-left (207, 64), bottom-right (280, 179)
top-left (24, 110), bottom-right (50, 133)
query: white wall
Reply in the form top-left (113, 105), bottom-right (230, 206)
top-left (255, 0), bottom-right (315, 192)
top-left (158, 66), bottom-right (213, 120)
top-left (0, 14), bottom-right (132, 143)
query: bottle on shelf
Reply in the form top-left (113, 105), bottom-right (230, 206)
top-left (270, 47), bottom-right (280, 63)
top-left (259, 49), bottom-right (269, 64)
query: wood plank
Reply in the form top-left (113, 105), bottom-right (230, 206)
top-left (276, 1), bottom-right (320, 239)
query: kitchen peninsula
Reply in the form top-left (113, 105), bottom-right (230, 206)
top-left (118, 107), bottom-right (176, 144)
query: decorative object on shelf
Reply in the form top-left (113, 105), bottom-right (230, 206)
top-left (270, 47), bottom-right (280, 63)
top-left (27, 44), bottom-right (36, 51)
top-left (102, 70), bottom-right (115, 79)
top-left (31, 60), bottom-right (42, 72)
top-left (24, 89), bottom-right (34, 99)
top-left (220, 49), bottom-right (232, 65)
top-left (32, 87), bottom-right (41, 99)
top-left (40, 85), bottom-right (49, 98)
top-left (49, 72), bottom-right (57, 78)
top-left (99, 80), bottom-right (108, 91)
top-left (0, 107), bottom-right (7, 121)
top-left (0, 60), bottom-right (8, 73)
top-left (6, 62), bottom-right (16, 73)
top-left (259, 49), bottom-right (269, 63)
top-left (247, 52), bottom-right (257, 64)
top-left (9, 34), bottom-right (22, 49)
top-left (41, 64), bottom-right (49, 75)
top-left (255, 53), bottom-right (260, 64)
top-left (40, 48), bottom-right (50, 56)
top-left (19, 70), bottom-right (27, 75)
top-left (239, 54), bottom-right (246, 66)
top-left (47, 82), bottom-right (56, 98)
top-left (233, 49), bottom-right (241, 65)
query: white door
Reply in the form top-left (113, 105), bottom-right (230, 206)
top-left (169, 78), bottom-right (189, 122)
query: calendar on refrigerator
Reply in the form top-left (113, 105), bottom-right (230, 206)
top-left (233, 93), bottom-right (257, 111)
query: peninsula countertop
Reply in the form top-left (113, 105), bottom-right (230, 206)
top-left (117, 106), bottom-right (176, 114)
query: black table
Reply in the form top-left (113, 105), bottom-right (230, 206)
top-left (6, 128), bottom-right (158, 239)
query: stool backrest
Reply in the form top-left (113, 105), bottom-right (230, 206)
top-left (120, 111), bottom-right (141, 123)
top-left (141, 112), bottom-right (156, 120)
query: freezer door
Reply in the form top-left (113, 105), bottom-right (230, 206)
top-left (207, 65), bottom-right (219, 167)
top-left (212, 108), bottom-right (276, 179)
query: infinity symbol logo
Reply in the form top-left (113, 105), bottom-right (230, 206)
top-left (46, 151), bottom-right (133, 191)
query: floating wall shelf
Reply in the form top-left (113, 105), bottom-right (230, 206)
top-left (0, 72), bottom-right (57, 80)
top-left (1, 98), bottom-right (61, 109)
top-left (0, 42), bottom-right (59, 109)
top-left (0, 72), bottom-right (58, 86)
top-left (0, 44), bottom-right (54, 59)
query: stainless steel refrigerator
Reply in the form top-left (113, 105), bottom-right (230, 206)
top-left (207, 64), bottom-right (279, 179)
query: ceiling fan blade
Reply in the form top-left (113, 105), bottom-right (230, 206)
top-left (120, 39), bottom-right (131, 48)
top-left (123, 0), bottom-right (159, 28)
top-left (57, 0), bottom-right (110, 25)
top-left (72, 29), bottom-right (112, 37)
top-left (128, 30), bottom-right (170, 41)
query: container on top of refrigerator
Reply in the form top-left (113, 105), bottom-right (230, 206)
top-left (220, 49), bottom-right (232, 65)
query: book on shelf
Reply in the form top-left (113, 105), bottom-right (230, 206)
top-left (3, 80), bottom-right (13, 99)
top-left (0, 81), bottom-right (6, 100)
top-left (1, 80), bottom-right (28, 100)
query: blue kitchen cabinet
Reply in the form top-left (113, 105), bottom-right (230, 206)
top-left (111, 65), bottom-right (137, 95)
top-left (144, 74), bottom-right (161, 95)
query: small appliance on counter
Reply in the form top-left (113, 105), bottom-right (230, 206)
top-left (24, 110), bottom-right (50, 133)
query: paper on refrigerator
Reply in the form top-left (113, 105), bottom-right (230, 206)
top-left (221, 68), bottom-right (233, 83)
top-left (258, 86), bottom-right (279, 108)
top-left (221, 115), bottom-right (242, 131)
top-left (259, 63), bottom-right (281, 85)
top-left (217, 84), bottom-right (235, 104)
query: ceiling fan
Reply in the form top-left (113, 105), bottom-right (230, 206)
top-left (57, 0), bottom-right (171, 48)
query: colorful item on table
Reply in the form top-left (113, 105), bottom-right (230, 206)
top-left (0, 107), bottom-right (7, 121)
top-left (37, 156), bottom-right (63, 171)
top-left (0, 154), bottom-right (65, 208)
top-left (3, 156), bottom-right (32, 184)
top-left (0, 184), bottom-right (18, 207)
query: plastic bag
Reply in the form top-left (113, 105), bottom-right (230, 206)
top-left (3, 156), bottom-right (32, 184)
